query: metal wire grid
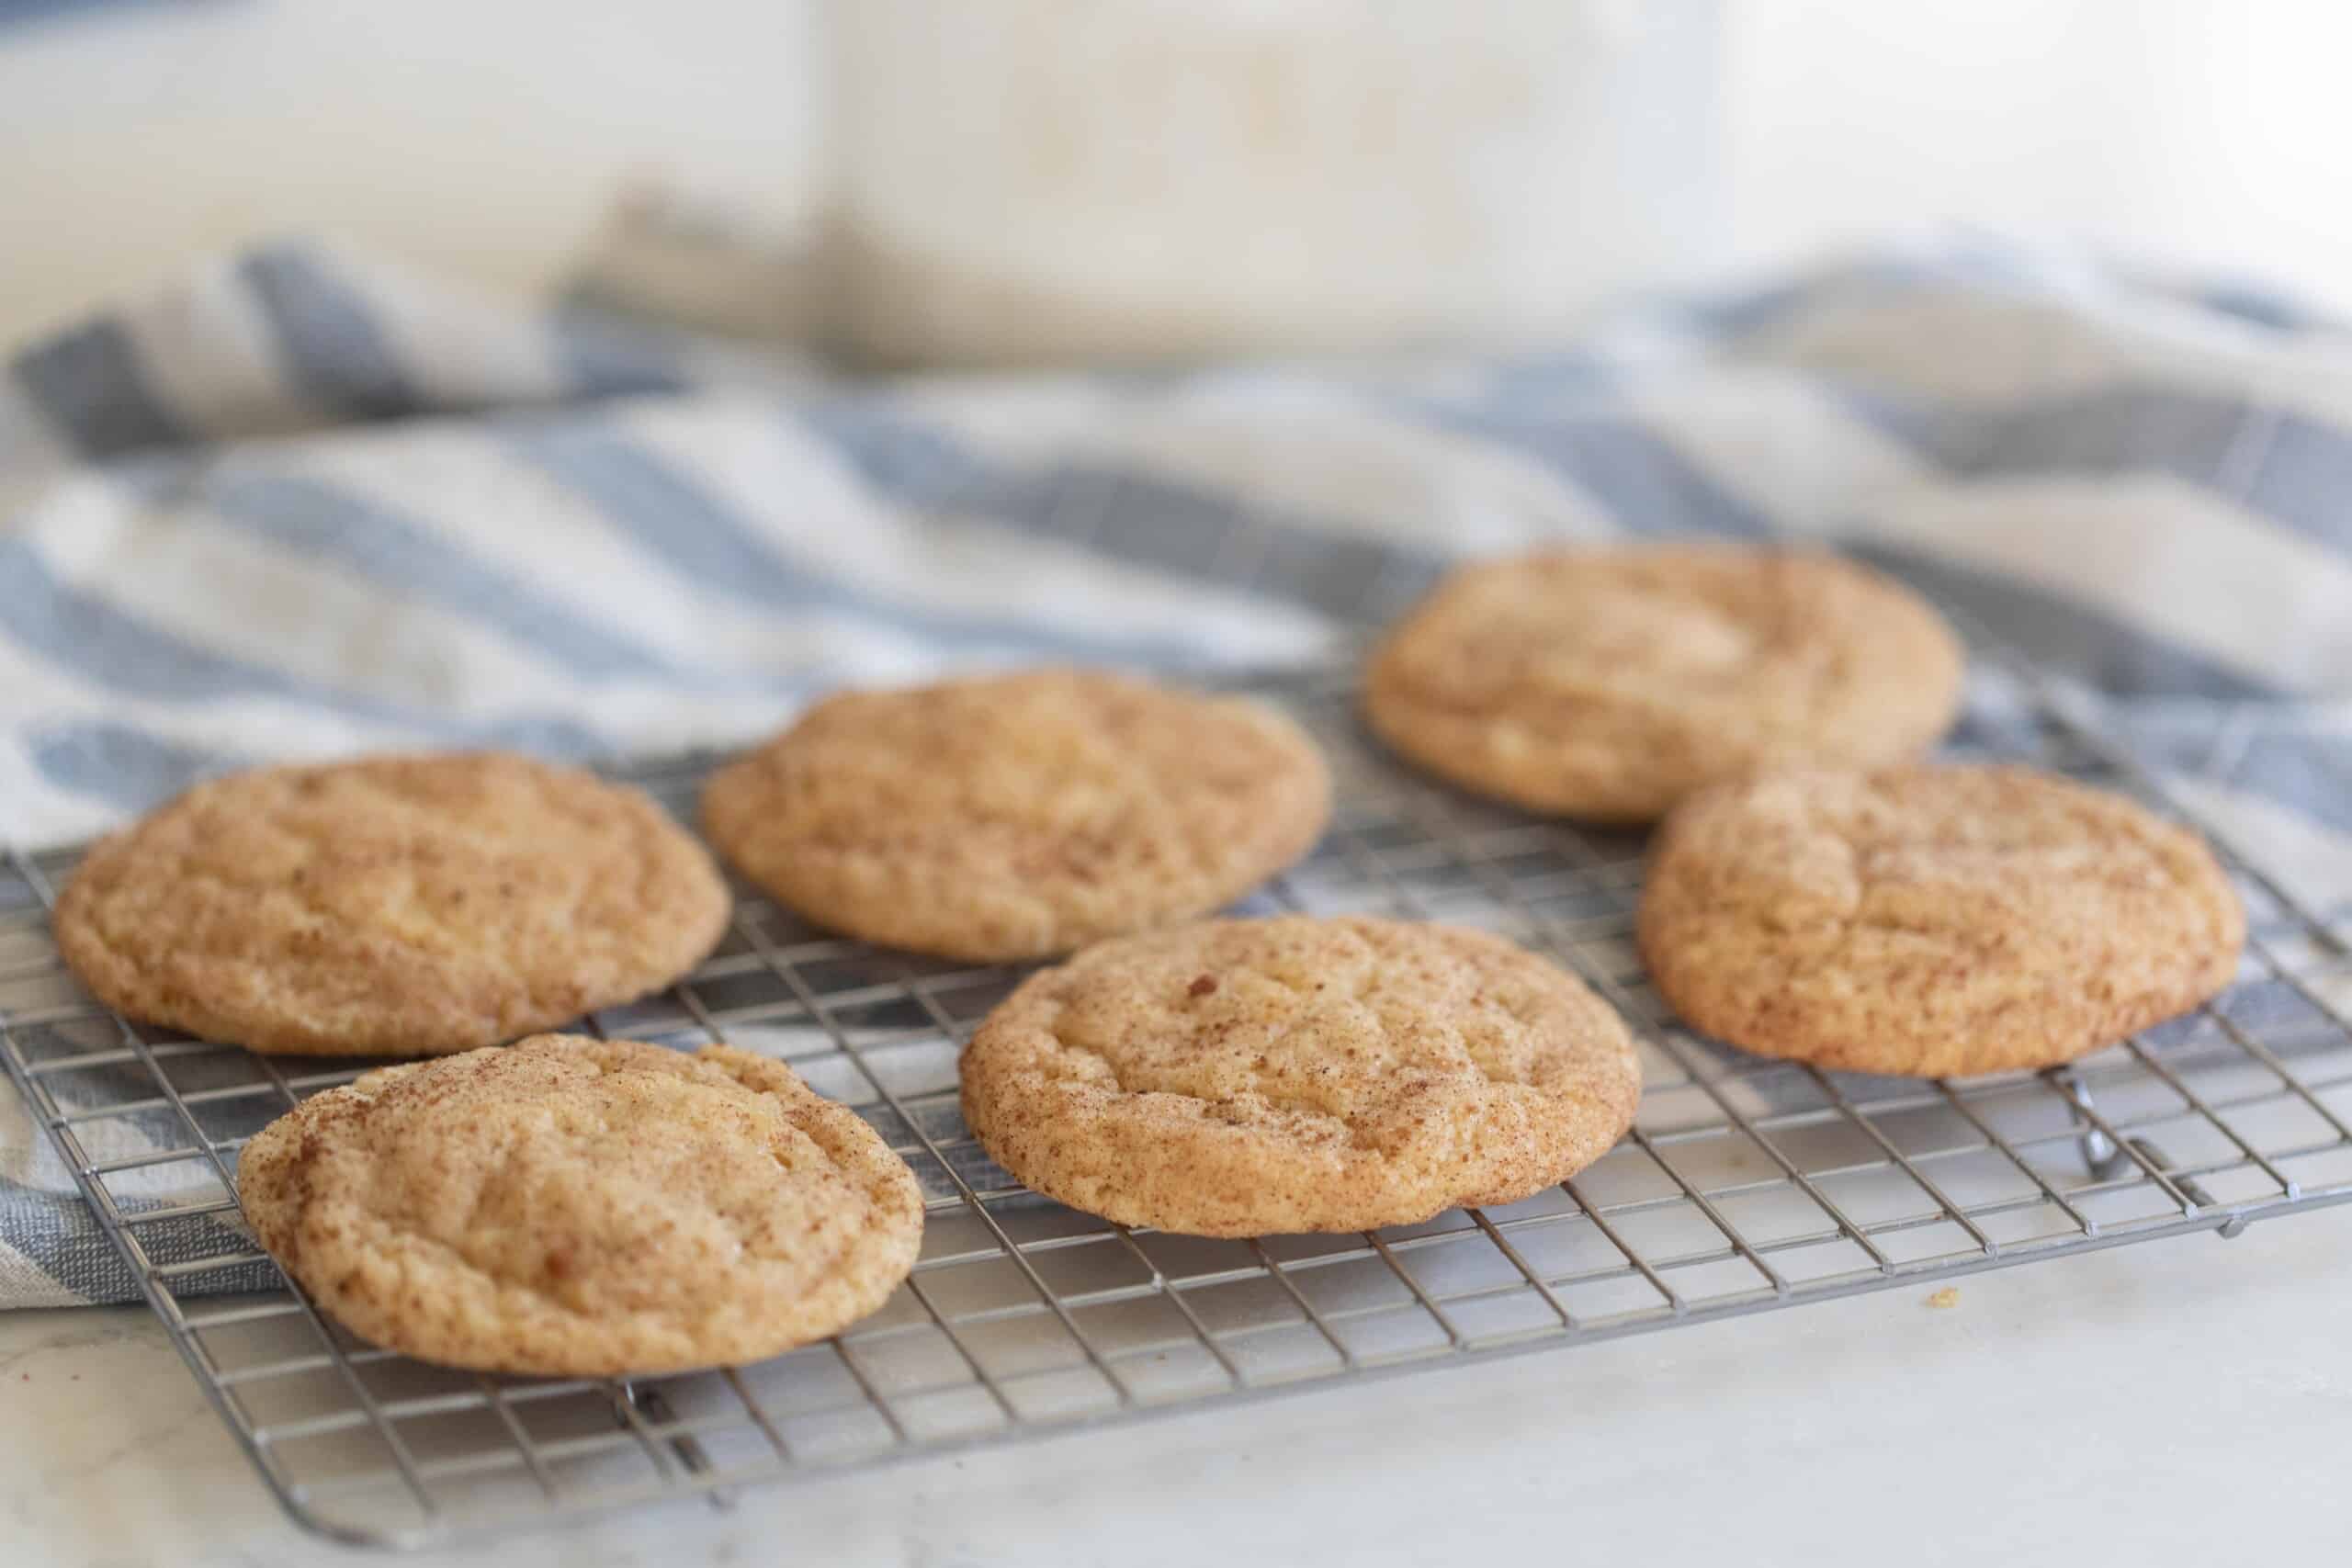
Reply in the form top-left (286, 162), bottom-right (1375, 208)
top-left (6, 654), bottom-right (2352, 1551)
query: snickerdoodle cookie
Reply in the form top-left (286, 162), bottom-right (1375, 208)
top-left (54, 754), bottom-right (729, 1055)
top-left (960, 916), bottom-right (1640, 1235)
top-left (237, 1034), bottom-right (922, 1375)
top-left (1636, 765), bottom-right (2245, 1077)
top-left (701, 670), bottom-right (1331, 963)
top-left (1363, 546), bottom-right (1964, 821)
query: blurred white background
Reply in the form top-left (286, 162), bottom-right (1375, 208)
top-left (2, 0), bottom-right (2346, 351)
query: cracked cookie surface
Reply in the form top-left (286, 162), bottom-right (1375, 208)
top-left (1363, 546), bottom-right (1964, 822)
top-left (959, 916), bottom-right (1640, 1235)
top-left (1637, 765), bottom-right (2245, 1077)
top-left (55, 754), bottom-right (729, 1055)
top-left (236, 1033), bottom-right (923, 1374)
top-left (701, 669), bottom-right (1331, 962)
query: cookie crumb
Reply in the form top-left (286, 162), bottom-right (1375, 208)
top-left (1925, 1286), bottom-right (1961, 1310)
top-left (1188, 974), bottom-right (1218, 997)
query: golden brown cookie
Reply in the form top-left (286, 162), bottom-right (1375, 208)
top-left (1363, 546), bottom-right (1965, 822)
top-left (701, 669), bottom-right (1331, 963)
top-left (1636, 765), bottom-right (2245, 1077)
top-left (55, 754), bottom-right (729, 1055)
top-left (236, 1033), bottom-right (923, 1375)
top-left (960, 916), bottom-right (1641, 1235)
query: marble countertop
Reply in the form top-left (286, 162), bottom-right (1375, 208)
top-left (9, 1202), bottom-right (2349, 1568)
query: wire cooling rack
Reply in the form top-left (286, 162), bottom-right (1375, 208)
top-left (6, 649), bottom-right (2352, 1551)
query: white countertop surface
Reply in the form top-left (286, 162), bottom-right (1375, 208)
top-left (9, 1201), bottom-right (2347, 1568)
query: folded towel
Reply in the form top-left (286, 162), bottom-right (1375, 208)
top-left (4, 237), bottom-right (2347, 1306)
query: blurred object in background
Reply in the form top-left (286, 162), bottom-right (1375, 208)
top-left (570, 180), bottom-right (831, 347)
top-left (828, 0), bottom-right (1723, 366)
top-left (0, 0), bottom-right (825, 349)
top-left (8, 2), bottom-right (2352, 357)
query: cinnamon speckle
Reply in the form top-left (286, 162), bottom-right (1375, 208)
top-left (699, 671), bottom-right (1329, 963)
top-left (961, 916), bottom-right (1637, 1236)
top-left (51, 755), bottom-right (729, 1055)
top-left (235, 1034), bottom-right (922, 1376)
top-left (1638, 764), bottom-right (2243, 1077)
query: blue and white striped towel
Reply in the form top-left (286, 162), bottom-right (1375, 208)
top-left (5, 238), bottom-right (2350, 1307)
